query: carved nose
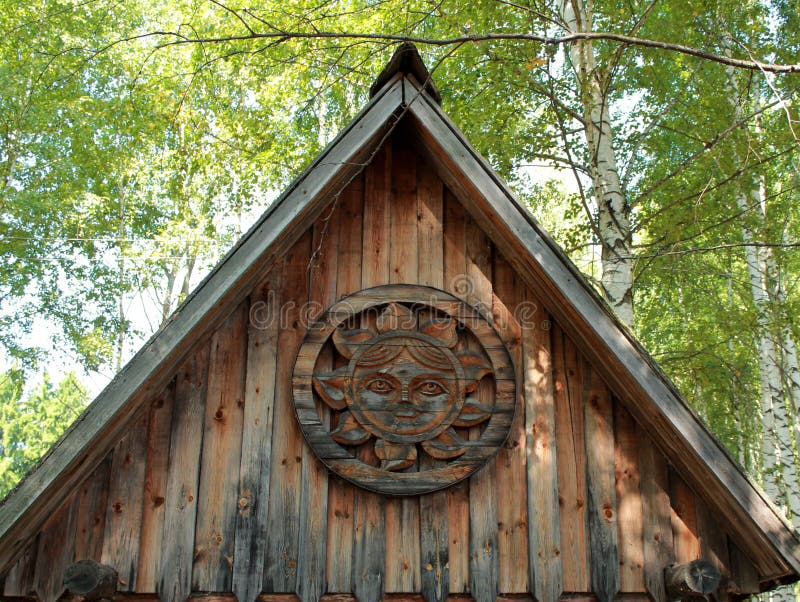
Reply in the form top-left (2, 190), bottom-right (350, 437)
top-left (400, 385), bottom-right (411, 404)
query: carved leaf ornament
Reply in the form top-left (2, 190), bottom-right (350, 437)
top-left (292, 285), bottom-right (515, 495)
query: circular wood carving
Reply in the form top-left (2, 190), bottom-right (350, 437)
top-left (292, 284), bottom-right (515, 495)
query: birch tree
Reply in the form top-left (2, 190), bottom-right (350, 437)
top-left (557, 0), bottom-right (634, 327)
top-left (725, 69), bottom-right (800, 521)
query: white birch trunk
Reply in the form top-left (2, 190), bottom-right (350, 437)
top-left (764, 248), bottom-right (800, 449)
top-left (751, 110), bottom-right (800, 451)
top-left (725, 66), bottom-right (800, 523)
top-left (558, 0), bottom-right (634, 327)
top-left (737, 194), bottom-right (785, 508)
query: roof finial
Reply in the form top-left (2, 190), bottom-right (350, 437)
top-left (369, 42), bottom-right (442, 105)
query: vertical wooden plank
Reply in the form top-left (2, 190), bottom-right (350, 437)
top-left (583, 361), bottom-right (619, 602)
top-left (384, 499), bottom-right (422, 593)
top-left (637, 427), bottom-right (673, 602)
top-left (159, 343), bottom-right (210, 602)
top-left (353, 143), bottom-right (390, 602)
top-left (193, 302), bottom-right (248, 592)
top-left (362, 141), bottom-right (392, 288)
top-left (297, 202), bottom-right (340, 602)
top-left (101, 408), bottom-right (150, 591)
top-left (523, 290), bottom-right (562, 601)
top-left (233, 265), bottom-right (282, 602)
top-left (493, 254), bottom-right (528, 594)
top-left (326, 175), bottom-right (363, 594)
top-left (419, 481), bottom-right (450, 602)
top-left (553, 327), bottom-right (589, 593)
top-left (417, 154), bottom-right (444, 289)
top-left (35, 493), bottom-right (78, 602)
top-left (73, 455), bottom-right (112, 561)
top-left (388, 135), bottom-right (419, 284)
top-left (385, 142), bottom-right (421, 594)
top-left (264, 232), bottom-right (312, 593)
top-left (443, 191), bottom-right (469, 594)
top-left (669, 470), bottom-right (700, 564)
top-left (465, 214), bottom-right (499, 602)
top-left (613, 401), bottom-right (644, 594)
top-left (417, 155), bottom-right (449, 602)
top-left (4, 538), bottom-right (37, 596)
top-left (695, 494), bottom-right (731, 599)
top-left (137, 384), bottom-right (175, 592)
top-left (728, 541), bottom-right (759, 595)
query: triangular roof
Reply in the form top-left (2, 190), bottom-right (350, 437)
top-left (1, 45), bottom-right (799, 588)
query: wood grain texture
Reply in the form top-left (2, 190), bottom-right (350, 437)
top-left (4, 539), bottom-right (37, 596)
top-left (613, 402), bottom-right (644, 593)
top-left (159, 343), bottom-right (210, 602)
top-left (193, 302), bottom-right (248, 592)
top-left (696, 495), bottom-right (731, 600)
top-left (186, 595), bottom-right (238, 602)
top-left (55, 592), bottom-right (161, 602)
top-left (101, 408), bottom-right (150, 591)
top-left (34, 493), bottom-right (77, 602)
top-left (465, 214), bottom-right (498, 602)
top-left (233, 265), bottom-right (283, 602)
top-left (297, 207), bottom-right (340, 602)
top-left (326, 175), bottom-right (363, 594)
top-left (137, 384), bottom-right (175, 592)
top-left (384, 499), bottom-right (422, 593)
top-left (553, 327), bottom-right (589, 593)
top-left (352, 488), bottom-right (386, 602)
top-left (443, 192), bottom-right (468, 594)
top-left (637, 426), bottom-right (674, 602)
top-left (669, 470), bottom-right (700, 564)
top-left (419, 488), bottom-right (449, 602)
top-left (492, 254), bottom-right (528, 594)
top-left (523, 290), bottom-right (562, 602)
top-left (728, 542), bottom-right (759, 595)
top-left (73, 456), bottom-right (112, 561)
top-left (417, 155), bottom-right (449, 602)
top-left (583, 360), bottom-right (619, 602)
top-left (264, 231), bottom-right (312, 593)
top-left (416, 154), bottom-right (444, 290)
top-left (352, 142), bottom-right (390, 602)
top-left (385, 141), bottom-right (421, 594)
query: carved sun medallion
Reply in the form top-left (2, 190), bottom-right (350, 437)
top-left (292, 284), bottom-right (515, 495)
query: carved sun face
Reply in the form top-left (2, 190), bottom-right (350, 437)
top-left (313, 302), bottom-right (493, 471)
top-left (349, 332), bottom-right (465, 441)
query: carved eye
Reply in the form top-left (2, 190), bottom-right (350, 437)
top-left (366, 378), bottom-right (395, 394)
top-left (417, 380), bottom-right (447, 396)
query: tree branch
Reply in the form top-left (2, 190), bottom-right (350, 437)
top-left (631, 95), bottom-right (790, 207)
top-left (626, 241), bottom-right (800, 260)
top-left (105, 30), bottom-right (800, 74)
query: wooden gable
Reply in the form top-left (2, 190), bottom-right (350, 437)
top-left (1, 46), bottom-right (798, 602)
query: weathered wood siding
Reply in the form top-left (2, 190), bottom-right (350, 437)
top-left (2, 130), bottom-right (763, 602)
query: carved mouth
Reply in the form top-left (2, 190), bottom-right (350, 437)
top-left (394, 407), bottom-right (420, 419)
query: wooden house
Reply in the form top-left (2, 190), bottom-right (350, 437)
top-left (1, 44), bottom-right (798, 602)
